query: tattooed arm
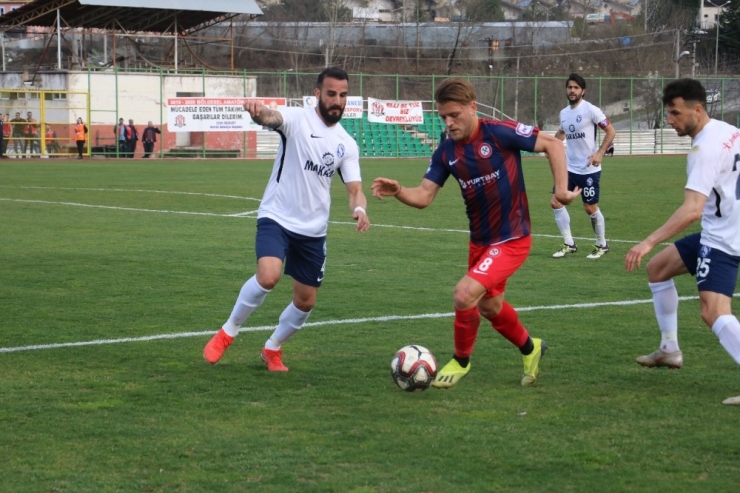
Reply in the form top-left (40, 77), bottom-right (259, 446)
top-left (243, 100), bottom-right (283, 129)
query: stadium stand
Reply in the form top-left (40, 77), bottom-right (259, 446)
top-left (342, 115), bottom-right (435, 157)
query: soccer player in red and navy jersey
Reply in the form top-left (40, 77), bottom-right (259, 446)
top-left (372, 78), bottom-right (580, 388)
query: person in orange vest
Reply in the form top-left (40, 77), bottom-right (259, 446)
top-left (74, 117), bottom-right (88, 159)
top-left (45, 125), bottom-right (59, 157)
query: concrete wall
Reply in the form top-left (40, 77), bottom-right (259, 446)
top-left (0, 70), bottom-right (259, 156)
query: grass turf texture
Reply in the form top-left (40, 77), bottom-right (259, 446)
top-left (1, 156), bottom-right (739, 492)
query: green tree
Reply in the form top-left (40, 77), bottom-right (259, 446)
top-left (520, 0), bottom-right (566, 22)
top-left (646, 0), bottom-right (699, 32)
top-left (263, 0), bottom-right (352, 22)
top-left (719, 1), bottom-right (740, 64)
top-left (461, 0), bottom-right (505, 22)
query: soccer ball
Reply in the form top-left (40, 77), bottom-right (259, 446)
top-left (390, 345), bottom-right (438, 392)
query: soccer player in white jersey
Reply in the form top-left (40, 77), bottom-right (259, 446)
top-left (551, 73), bottom-right (616, 259)
top-left (203, 66), bottom-right (370, 371)
top-left (625, 78), bottom-right (740, 406)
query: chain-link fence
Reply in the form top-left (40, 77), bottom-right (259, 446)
top-left (197, 70), bottom-right (740, 157)
top-left (5, 69), bottom-right (739, 158)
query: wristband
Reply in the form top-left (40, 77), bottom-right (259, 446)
top-left (354, 206), bottom-right (366, 215)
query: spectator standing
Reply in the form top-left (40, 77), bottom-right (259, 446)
top-left (11, 112), bottom-right (26, 158)
top-left (127, 119), bottom-right (139, 158)
top-left (24, 112), bottom-right (40, 157)
top-left (2, 113), bottom-right (10, 157)
top-left (74, 117), bottom-right (88, 159)
top-left (0, 113), bottom-right (4, 159)
top-left (141, 121), bottom-right (161, 158)
top-left (114, 118), bottom-right (127, 156)
top-left (45, 126), bottom-right (59, 156)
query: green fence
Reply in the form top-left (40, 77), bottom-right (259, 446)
top-left (78, 68), bottom-right (740, 158)
top-left (255, 71), bottom-right (739, 129)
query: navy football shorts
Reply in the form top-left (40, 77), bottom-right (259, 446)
top-left (255, 217), bottom-right (327, 288)
top-left (675, 232), bottom-right (740, 297)
top-left (553, 171), bottom-right (601, 204)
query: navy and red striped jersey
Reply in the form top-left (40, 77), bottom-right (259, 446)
top-left (425, 119), bottom-right (539, 246)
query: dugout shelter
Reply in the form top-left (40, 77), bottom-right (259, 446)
top-left (0, 0), bottom-right (263, 158)
top-left (0, 0), bottom-right (263, 71)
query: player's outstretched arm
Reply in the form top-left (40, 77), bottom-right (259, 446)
top-left (371, 177), bottom-right (440, 209)
top-left (624, 189), bottom-right (706, 271)
top-left (346, 181), bottom-right (370, 232)
top-left (243, 100), bottom-right (283, 129)
top-left (533, 132), bottom-right (580, 205)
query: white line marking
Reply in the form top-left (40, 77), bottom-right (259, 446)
top-left (330, 221), bottom-right (644, 244)
top-left (3, 186), bottom-right (261, 202)
top-left (0, 295), bottom-right (717, 354)
top-left (0, 197), bottom-right (663, 245)
top-left (229, 210), bottom-right (260, 217)
top-left (0, 197), bottom-right (256, 218)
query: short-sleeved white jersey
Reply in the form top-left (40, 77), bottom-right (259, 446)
top-left (686, 119), bottom-right (740, 256)
top-left (257, 107), bottom-right (362, 237)
top-left (559, 100), bottom-right (610, 174)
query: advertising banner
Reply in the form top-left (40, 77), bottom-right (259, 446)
top-left (302, 96), bottom-right (363, 118)
top-left (167, 97), bottom-right (286, 132)
top-left (367, 98), bottom-right (424, 124)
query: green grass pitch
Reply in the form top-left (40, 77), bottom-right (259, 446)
top-left (1, 155), bottom-right (739, 492)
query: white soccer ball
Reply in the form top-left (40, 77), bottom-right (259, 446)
top-left (390, 345), bottom-right (438, 392)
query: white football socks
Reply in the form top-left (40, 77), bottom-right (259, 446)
top-left (222, 275), bottom-right (271, 337)
top-left (265, 302), bottom-right (312, 350)
top-left (589, 209), bottom-right (606, 247)
top-left (553, 206), bottom-right (574, 245)
top-left (649, 280), bottom-right (680, 353)
top-left (712, 315), bottom-right (740, 365)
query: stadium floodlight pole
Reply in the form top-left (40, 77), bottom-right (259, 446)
top-left (514, 56), bottom-right (520, 121)
top-left (675, 50), bottom-right (690, 78)
top-left (707, 0), bottom-right (731, 76)
top-left (674, 29), bottom-right (691, 78)
top-left (57, 8), bottom-right (61, 70)
top-left (644, 0), bottom-right (648, 31)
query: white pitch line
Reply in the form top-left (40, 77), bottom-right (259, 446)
top-left (330, 221), bottom-right (645, 244)
top-left (3, 186), bottom-right (261, 202)
top-left (0, 295), bottom-right (713, 354)
top-left (1, 196), bottom-right (661, 245)
top-left (228, 210), bottom-right (260, 217)
top-left (0, 197), bottom-right (256, 218)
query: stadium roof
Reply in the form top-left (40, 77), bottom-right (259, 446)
top-left (0, 0), bottom-right (263, 34)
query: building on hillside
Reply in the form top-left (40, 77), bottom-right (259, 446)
top-left (500, 1), bottom-right (526, 20)
top-left (258, 0), bottom-right (642, 23)
top-left (587, 0), bottom-right (638, 17)
top-left (699, 0), bottom-right (729, 29)
top-left (253, 0), bottom-right (644, 23)
top-left (0, 0), bottom-right (31, 16)
top-left (349, 0), bottom-right (408, 22)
